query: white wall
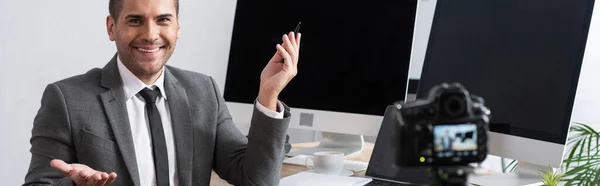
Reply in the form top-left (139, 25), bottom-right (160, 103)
top-left (571, 0), bottom-right (600, 131)
top-left (0, 0), bottom-right (237, 185)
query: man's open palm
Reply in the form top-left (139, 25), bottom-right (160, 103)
top-left (50, 159), bottom-right (117, 186)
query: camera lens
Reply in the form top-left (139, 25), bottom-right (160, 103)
top-left (443, 95), bottom-right (466, 117)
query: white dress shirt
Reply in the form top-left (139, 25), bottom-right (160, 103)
top-left (116, 57), bottom-right (284, 186)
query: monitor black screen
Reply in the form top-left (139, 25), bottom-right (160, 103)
top-left (224, 0), bottom-right (417, 116)
top-left (417, 0), bottom-right (594, 144)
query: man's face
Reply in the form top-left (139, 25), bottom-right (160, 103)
top-left (106, 0), bottom-right (180, 78)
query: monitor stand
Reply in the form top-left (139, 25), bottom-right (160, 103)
top-left (469, 161), bottom-right (547, 186)
top-left (286, 132), bottom-right (364, 157)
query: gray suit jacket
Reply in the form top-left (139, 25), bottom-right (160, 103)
top-left (24, 55), bottom-right (291, 186)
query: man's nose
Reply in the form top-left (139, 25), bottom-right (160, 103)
top-left (141, 22), bottom-right (160, 43)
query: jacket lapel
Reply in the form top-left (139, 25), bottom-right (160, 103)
top-left (99, 55), bottom-right (141, 186)
top-left (164, 68), bottom-right (193, 185)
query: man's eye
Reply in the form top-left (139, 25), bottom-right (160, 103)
top-left (158, 18), bottom-right (170, 23)
top-left (129, 19), bottom-right (141, 24)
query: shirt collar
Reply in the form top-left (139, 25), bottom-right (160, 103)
top-left (117, 55), bottom-right (167, 100)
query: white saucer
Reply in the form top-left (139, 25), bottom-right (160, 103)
top-left (305, 169), bottom-right (354, 176)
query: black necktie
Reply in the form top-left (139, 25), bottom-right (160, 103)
top-left (139, 88), bottom-right (170, 186)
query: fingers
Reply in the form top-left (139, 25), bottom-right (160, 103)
top-left (106, 172), bottom-right (118, 185)
top-left (79, 169), bottom-right (99, 185)
top-left (289, 31), bottom-right (298, 51)
top-left (296, 33), bottom-right (302, 47)
top-left (295, 33), bottom-right (301, 67)
top-left (282, 34), bottom-right (295, 57)
top-left (50, 160), bottom-right (116, 186)
top-left (269, 50), bottom-right (283, 64)
top-left (282, 34), bottom-right (299, 66)
top-left (82, 169), bottom-right (117, 186)
top-left (83, 172), bottom-right (101, 185)
top-left (276, 44), bottom-right (293, 67)
top-left (94, 172), bottom-right (109, 186)
top-left (50, 159), bottom-right (73, 176)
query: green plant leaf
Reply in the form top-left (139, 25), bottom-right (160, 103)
top-left (589, 135), bottom-right (594, 157)
top-left (579, 137), bottom-right (587, 160)
top-left (509, 162), bottom-right (518, 173)
top-left (504, 159), bottom-right (517, 173)
top-left (564, 157), bottom-right (600, 164)
top-left (596, 134), bottom-right (599, 156)
top-left (592, 169), bottom-right (600, 185)
top-left (539, 170), bottom-right (563, 186)
top-left (565, 167), bottom-right (589, 186)
top-left (562, 123), bottom-right (600, 185)
top-left (566, 139), bottom-right (582, 170)
top-left (581, 124), bottom-right (599, 137)
top-left (564, 164), bottom-right (588, 176)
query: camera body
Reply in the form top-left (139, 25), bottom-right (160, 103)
top-left (395, 83), bottom-right (490, 167)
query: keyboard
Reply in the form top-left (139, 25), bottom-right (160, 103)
top-left (283, 155), bottom-right (369, 172)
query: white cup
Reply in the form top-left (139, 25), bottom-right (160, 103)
top-left (305, 151), bottom-right (345, 175)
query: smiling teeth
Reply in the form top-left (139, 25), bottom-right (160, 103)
top-left (137, 48), bottom-right (160, 53)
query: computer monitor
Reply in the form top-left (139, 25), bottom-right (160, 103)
top-left (224, 0), bottom-right (418, 156)
top-left (416, 0), bottom-right (594, 184)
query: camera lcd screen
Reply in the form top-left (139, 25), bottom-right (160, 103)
top-left (433, 124), bottom-right (478, 158)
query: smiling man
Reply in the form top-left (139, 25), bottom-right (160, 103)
top-left (23, 0), bottom-right (301, 185)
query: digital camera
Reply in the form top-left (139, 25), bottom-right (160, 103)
top-left (395, 83), bottom-right (491, 167)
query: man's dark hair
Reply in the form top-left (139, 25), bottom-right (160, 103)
top-left (109, 0), bottom-right (179, 21)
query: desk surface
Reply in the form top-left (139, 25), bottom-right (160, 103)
top-left (209, 142), bottom-right (374, 186)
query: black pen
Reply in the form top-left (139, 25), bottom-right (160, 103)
top-left (293, 22), bottom-right (301, 33)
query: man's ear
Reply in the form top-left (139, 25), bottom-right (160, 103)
top-left (176, 15), bottom-right (181, 39)
top-left (107, 16), bottom-right (116, 41)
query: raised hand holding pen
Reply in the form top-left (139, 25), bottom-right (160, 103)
top-left (258, 22), bottom-right (302, 111)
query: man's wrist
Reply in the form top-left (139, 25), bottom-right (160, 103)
top-left (258, 92), bottom-right (279, 111)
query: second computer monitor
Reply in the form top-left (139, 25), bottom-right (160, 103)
top-left (417, 0), bottom-right (594, 168)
